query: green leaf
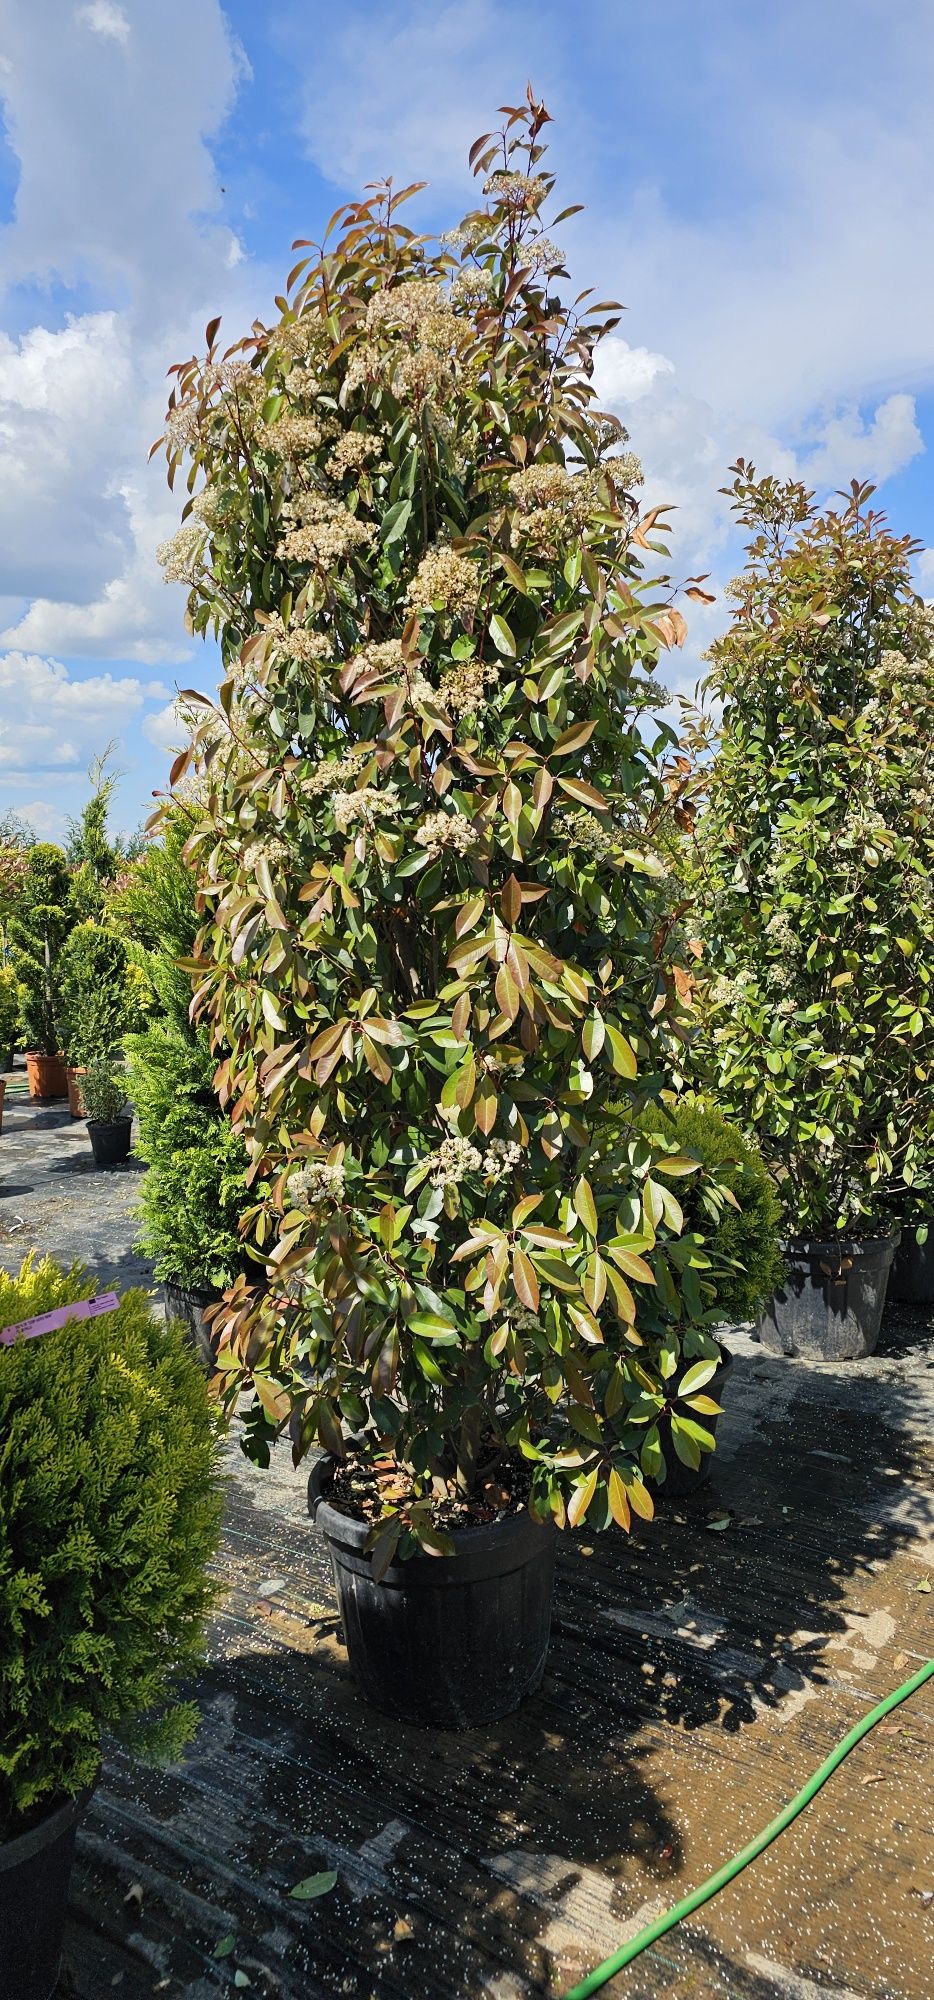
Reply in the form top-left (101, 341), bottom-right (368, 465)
top-left (213, 1935), bottom-right (237, 1959)
top-left (489, 612), bottom-right (517, 656)
top-left (604, 1025), bottom-right (638, 1079)
top-left (290, 1869), bottom-right (339, 1901)
top-left (381, 497), bottom-right (413, 546)
top-left (677, 1358), bottom-right (719, 1397)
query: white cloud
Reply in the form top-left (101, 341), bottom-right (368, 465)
top-left (800, 393), bottom-right (923, 490)
top-left (0, 650), bottom-right (154, 772)
top-left (76, 2), bottom-right (130, 45)
top-left (143, 698), bottom-right (188, 757)
top-left (594, 338), bottom-right (675, 405)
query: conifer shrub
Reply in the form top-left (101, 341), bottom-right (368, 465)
top-left (0, 1256), bottom-right (222, 1839)
top-left (156, 95), bottom-right (715, 1552)
top-left (635, 1096), bottom-right (783, 1323)
top-left (59, 920), bottom-right (133, 1066)
top-left (7, 844), bottom-right (73, 1057)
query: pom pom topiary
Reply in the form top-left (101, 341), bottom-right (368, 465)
top-left (0, 1257), bottom-right (223, 1839)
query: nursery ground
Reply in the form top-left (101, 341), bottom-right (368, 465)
top-left (2, 1082), bottom-right (933, 1999)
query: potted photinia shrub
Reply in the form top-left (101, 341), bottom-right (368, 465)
top-left (82, 1060), bottom-right (132, 1166)
top-left (158, 93), bottom-right (716, 1728)
top-left (7, 845), bottom-right (74, 1100)
top-left (0, 1256), bottom-right (221, 2000)
top-left (694, 464), bottom-right (934, 1358)
top-left (0, 963), bottom-right (19, 1073)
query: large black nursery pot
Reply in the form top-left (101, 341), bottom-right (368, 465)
top-left (653, 1346), bottom-right (733, 1498)
top-left (756, 1234), bottom-right (899, 1360)
top-left (887, 1222), bottom-right (934, 1306)
top-left (0, 1784), bottom-right (93, 2000)
top-left (308, 1458), bottom-right (555, 1729)
top-left (161, 1281), bottom-right (218, 1371)
top-left (87, 1116), bottom-right (132, 1167)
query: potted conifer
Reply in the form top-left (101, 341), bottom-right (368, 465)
top-left (156, 94), bottom-right (717, 1728)
top-left (0, 1256), bottom-right (221, 2000)
top-left (7, 845), bottom-right (73, 1099)
top-left (82, 1059), bottom-right (133, 1166)
top-left (694, 465), bottom-right (934, 1357)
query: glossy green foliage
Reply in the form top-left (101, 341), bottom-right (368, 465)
top-left (693, 465), bottom-right (934, 1237)
top-left (0, 1257), bottom-right (222, 1838)
top-left (0, 965), bottom-right (18, 1053)
top-left (157, 97), bottom-right (714, 1546)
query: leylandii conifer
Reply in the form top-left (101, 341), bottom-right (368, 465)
top-left (159, 94), bottom-right (717, 1550)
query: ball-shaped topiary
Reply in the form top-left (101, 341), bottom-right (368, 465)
top-left (0, 1257), bottom-right (223, 1839)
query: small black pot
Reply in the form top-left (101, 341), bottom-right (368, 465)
top-left (308, 1458), bottom-right (556, 1729)
top-left (653, 1347), bottom-right (733, 1498)
top-left (0, 1043), bottom-right (14, 1074)
top-left (0, 1784), bottom-right (94, 2000)
top-left (756, 1233), bottom-right (899, 1360)
top-left (162, 1281), bottom-right (219, 1370)
top-left (888, 1223), bottom-right (934, 1305)
top-left (87, 1116), bottom-right (132, 1167)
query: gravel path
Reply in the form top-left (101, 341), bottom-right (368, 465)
top-left (0, 1062), bottom-right (155, 1295)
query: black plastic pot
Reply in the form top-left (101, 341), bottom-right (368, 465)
top-left (755, 1233), bottom-right (899, 1360)
top-left (653, 1347), bottom-right (733, 1498)
top-left (308, 1458), bottom-right (556, 1729)
top-left (162, 1282), bottom-right (218, 1370)
top-left (0, 1784), bottom-right (93, 2000)
top-left (87, 1116), bottom-right (132, 1167)
top-left (0, 1043), bottom-right (14, 1074)
top-left (888, 1223), bottom-right (934, 1305)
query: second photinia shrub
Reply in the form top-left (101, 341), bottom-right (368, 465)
top-left (159, 95), bottom-right (718, 1557)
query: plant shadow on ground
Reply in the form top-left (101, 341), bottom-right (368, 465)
top-left (63, 1331), bottom-right (934, 1999)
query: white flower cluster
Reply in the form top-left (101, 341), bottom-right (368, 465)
top-left (415, 809), bottom-right (480, 859)
top-left (764, 909), bottom-right (797, 954)
top-left (258, 411), bottom-right (324, 458)
top-left (278, 495), bottom-right (375, 567)
top-left (448, 264), bottom-right (495, 306)
top-left (437, 655), bottom-right (496, 717)
top-left (242, 837), bottom-right (289, 871)
top-left (515, 236), bottom-right (565, 269)
top-left (362, 280), bottom-right (467, 404)
top-left (406, 541), bottom-right (478, 619)
top-left (482, 1138), bottom-right (523, 1180)
top-left (304, 745), bottom-right (370, 797)
top-left (508, 460), bottom-right (640, 556)
top-left (290, 1159), bottom-right (346, 1208)
top-left (327, 429), bottom-right (385, 478)
top-left (331, 783), bottom-right (400, 833)
top-left (482, 171), bottom-right (548, 207)
top-left (157, 521), bottom-right (208, 584)
top-left (428, 1133), bottom-right (482, 1188)
top-left (263, 613), bottom-right (332, 665)
top-left (275, 316), bottom-right (331, 366)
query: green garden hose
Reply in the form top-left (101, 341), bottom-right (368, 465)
top-left (562, 1655), bottom-right (934, 2000)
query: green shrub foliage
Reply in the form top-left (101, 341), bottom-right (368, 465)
top-left (159, 96), bottom-right (714, 1550)
top-left (6, 844), bottom-right (74, 1057)
top-left (81, 1059), bottom-right (129, 1125)
top-left (121, 817), bottom-right (251, 1291)
top-left (0, 1257), bottom-right (222, 1838)
top-left (693, 465), bottom-right (934, 1237)
top-left (0, 965), bottom-right (18, 1055)
top-left (636, 1096), bottom-right (783, 1323)
top-left (59, 920), bottom-right (132, 1066)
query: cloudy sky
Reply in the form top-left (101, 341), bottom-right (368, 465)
top-left (1, 0), bottom-right (932, 837)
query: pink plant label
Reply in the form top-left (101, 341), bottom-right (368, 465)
top-left (0, 1292), bottom-right (121, 1347)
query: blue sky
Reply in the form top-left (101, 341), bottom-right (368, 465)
top-left (1, 0), bottom-right (932, 839)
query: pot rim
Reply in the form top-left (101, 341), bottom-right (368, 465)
top-left (0, 1780), bottom-right (96, 1871)
top-left (780, 1231), bottom-right (901, 1258)
top-left (308, 1453), bottom-right (553, 1564)
top-left (86, 1114), bottom-right (132, 1132)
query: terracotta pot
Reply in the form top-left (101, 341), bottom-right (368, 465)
top-left (66, 1065), bottom-right (89, 1118)
top-left (24, 1052), bottom-right (68, 1102)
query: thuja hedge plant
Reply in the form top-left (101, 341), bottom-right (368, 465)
top-left (692, 464), bottom-right (934, 1240)
top-left (158, 95), bottom-right (722, 1556)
